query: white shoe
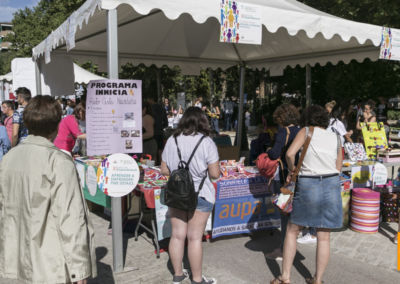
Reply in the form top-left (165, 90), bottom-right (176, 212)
top-left (297, 233), bottom-right (317, 244)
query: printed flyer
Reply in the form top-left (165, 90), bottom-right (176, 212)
top-left (86, 79), bottom-right (142, 156)
top-left (380, 27), bottom-right (400, 61)
top-left (219, 0), bottom-right (262, 45)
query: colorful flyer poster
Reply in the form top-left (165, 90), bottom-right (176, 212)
top-left (380, 27), bottom-right (400, 61)
top-left (86, 79), bottom-right (142, 155)
top-left (212, 176), bottom-right (280, 238)
top-left (219, 0), bottom-right (262, 45)
top-left (97, 154), bottom-right (140, 198)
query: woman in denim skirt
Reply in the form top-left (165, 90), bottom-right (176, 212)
top-left (271, 105), bottom-right (343, 284)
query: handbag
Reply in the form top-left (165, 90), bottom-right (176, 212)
top-left (273, 127), bottom-right (314, 213)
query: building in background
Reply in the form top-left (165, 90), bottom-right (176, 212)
top-left (0, 23), bottom-right (13, 52)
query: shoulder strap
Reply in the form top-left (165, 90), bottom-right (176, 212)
top-left (187, 136), bottom-right (206, 166)
top-left (174, 136), bottom-right (183, 162)
top-left (291, 126), bottom-right (314, 182)
top-left (174, 135), bottom-right (206, 168)
top-left (284, 127), bottom-right (290, 146)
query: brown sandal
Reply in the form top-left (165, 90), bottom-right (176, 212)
top-left (270, 276), bottom-right (290, 284)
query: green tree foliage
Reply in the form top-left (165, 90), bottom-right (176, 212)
top-left (2, 0), bottom-right (85, 72)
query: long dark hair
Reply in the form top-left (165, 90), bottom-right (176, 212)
top-left (174, 107), bottom-right (210, 137)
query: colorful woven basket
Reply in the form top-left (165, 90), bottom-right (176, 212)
top-left (350, 188), bottom-right (380, 234)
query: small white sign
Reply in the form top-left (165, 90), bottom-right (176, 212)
top-left (220, 0), bottom-right (262, 45)
top-left (86, 166), bottom-right (98, 196)
top-left (97, 153), bottom-right (139, 197)
top-left (380, 27), bottom-right (400, 61)
top-left (373, 162), bottom-right (388, 186)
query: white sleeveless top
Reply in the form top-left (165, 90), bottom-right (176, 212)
top-left (299, 127), bottom-right (340, 176)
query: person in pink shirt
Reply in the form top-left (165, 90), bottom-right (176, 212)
top-left (54, 102), bottom-right (86, 154)
top-left (1, 100), bottom-right (15, 144)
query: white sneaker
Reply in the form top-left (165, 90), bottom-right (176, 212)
top-left (297, 233), bottom-right (317, 244)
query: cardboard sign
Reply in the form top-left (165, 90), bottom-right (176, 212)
top-left (373, 162), bottom-right (388, 186)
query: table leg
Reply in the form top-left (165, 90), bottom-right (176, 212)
top-left (151, 216), bottom-right (160, 258)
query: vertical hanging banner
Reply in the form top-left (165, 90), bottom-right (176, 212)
top-left (219, 0), bottom-right (262, 45)
top-left (380, 27), bottom-right (400, 61)
top-left (86, 80), bottom-right (142, 155)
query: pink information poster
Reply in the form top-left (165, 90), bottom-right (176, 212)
top-left (86, 79), bottom-right (142, 155)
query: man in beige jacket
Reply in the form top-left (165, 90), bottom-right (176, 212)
top-left (0, 95), bottom-right (96, 284)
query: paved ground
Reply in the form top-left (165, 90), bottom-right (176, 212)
top-left (1, 212), bottom-right (399, 284)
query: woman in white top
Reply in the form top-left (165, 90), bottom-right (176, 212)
top-left (325, 101), bottom-right (353, 144)
top-left (161, 107), bottom-right (220, 284)
top-left (271, 105), bottom-right (343, 284)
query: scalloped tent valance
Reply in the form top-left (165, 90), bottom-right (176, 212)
top-left (32, 0), bottom-right (389, 76)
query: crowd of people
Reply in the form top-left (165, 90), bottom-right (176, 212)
top-left (0, 88), bottom-right (393, 284)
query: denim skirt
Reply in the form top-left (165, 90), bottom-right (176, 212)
top-left (290, 175), bottom-right (343, 229)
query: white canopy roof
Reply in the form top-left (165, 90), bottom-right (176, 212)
top-left (0, 72), bottom-right (12, 82)
top-left (32, 0), bottom-right (387, 75)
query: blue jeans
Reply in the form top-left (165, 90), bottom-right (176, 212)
top-left (224, 113), bottom-right (232, 131)
top-left (212, 118), bottom-right (219, 134)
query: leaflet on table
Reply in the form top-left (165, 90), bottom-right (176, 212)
top-left (86, 80), bottom-right (143, 156)
top-left (154, 188), bottom-right (212, 241)
top-left (212, 177), bottom-right (280, 238)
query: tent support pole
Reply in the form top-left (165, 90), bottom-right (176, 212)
top-left (35, 59), bottom-right (42, 95)
top-left (237, 65), bottom-right (245, 152)
top-left (306, 64), bottom-right (311, 107)
top-left (156, 68), bottom-right (161, 103)
top-left (108, 9), bottom-right (124, 274)
top-left (0, 80), bottom-right (4, 102)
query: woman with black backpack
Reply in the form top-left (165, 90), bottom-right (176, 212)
top-left (161, 107), bottom-right (220, 284)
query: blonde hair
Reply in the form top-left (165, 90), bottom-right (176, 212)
top-left (325, 100), bottom-right (336, 109)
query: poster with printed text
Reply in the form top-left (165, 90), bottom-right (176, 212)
top-left (219, 0), bottom-right (262, 45)
top-left (212, 176), bottom-right (280, 238)
top-left (380, 27), bottom-right (400, 61)
top-left (86, 80), bottom-right (142, 155)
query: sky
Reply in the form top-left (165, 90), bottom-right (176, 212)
top-left (0, 0), bottom-right (40, 23)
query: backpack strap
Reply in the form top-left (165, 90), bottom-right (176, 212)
top-left (174, 135), bottom-right (206, 169)
top-left (187, 136), bottom-right (206, 166)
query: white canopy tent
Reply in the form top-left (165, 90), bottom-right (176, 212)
top-left (0, 72), bottom-right (12, 82)
top-left (0, 72), bottom-right (13, 102)
top-left (9, 57), bottom-right (104, 97)
top-left (31, 0), bottom-right (395, 272)
top-left (32, 0), bottom-right (384, 76)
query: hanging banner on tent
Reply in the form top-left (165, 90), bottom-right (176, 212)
top-left (219, 0), bottom-right (262, 45)
top-left (86, 79), bottom-right (142, 155)
top-left (380, 27), bottom-right (400, 61)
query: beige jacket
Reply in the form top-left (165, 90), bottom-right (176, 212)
top-left (0, 135), bottom-right (97, 283)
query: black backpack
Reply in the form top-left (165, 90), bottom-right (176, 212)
top-left (164, 135), bottom-right (207, 211)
